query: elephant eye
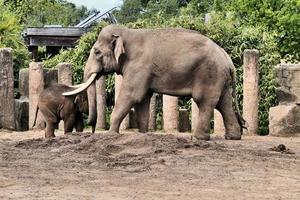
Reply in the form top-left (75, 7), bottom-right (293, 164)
top-left (94, 48), bottom-right (101, 56)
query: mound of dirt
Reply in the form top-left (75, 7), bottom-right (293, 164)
top-left (13, 132), bottom-right (214, 172)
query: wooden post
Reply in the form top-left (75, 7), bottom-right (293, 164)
top-left (19, 68), bottom-right (29, 98)
top-left (243, 49), bottom-right (259, 135)
top-left (57, 63), bottom-right (73, 130)
top-left (29, 62), bottom-right (45, 129)
top-left (114, 74), bottom-right (130, 130)
top-left (191, 100), bottom-right (198, 131)
top-left (58, 63), bottom-right (73, 86)
top-left (163, 95), bottom-right (178, 132)
top-left (96, 76), bottom-right (106, 129)
top-left (148, 94), bottom-right (157, 131)
top-left (178, 108), bottom-right (190, 132)
top-left (0, 48), bottom-right (16, 130)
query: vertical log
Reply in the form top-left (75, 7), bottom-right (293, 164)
top-left (19, 68), bottom-right (29, 98)
top-left (114, 74), bottom-right (130, 130)
top-left (0, 48), bottom-right (15, 130)
top-left (57, 63), bottom-right (73, 130)
top-left (191, 100), bottom-right (198, 131)
top-left (148, 94), bottom-right (157, 131)
top-left (96, 76), bottom-right (106, 129)
top-left (29, 62), bottom-right (45, 129)
top-left (57, 63), bottom-right (73, 86)
top-left (243, 49), bottom-right (259, 135)
top-left (163, 95), bottom-right (178, 132)
top-left (178, 108), bottom-right (190, 132)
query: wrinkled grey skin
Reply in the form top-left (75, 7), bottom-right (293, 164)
top-left (33, 84), bottom-right (89, 138)
top-left (67, 25), bottom-right (245, 140)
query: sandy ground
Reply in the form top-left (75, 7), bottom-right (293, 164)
top-left (0, 129), bottom-right (299, 200)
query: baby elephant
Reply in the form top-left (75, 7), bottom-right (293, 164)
top-left (33, 84), bottom-right (89, 138)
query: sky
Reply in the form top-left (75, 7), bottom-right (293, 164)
top-left (67, 0), bottom-right (123, 12)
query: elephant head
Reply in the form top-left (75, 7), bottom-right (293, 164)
top-left (63, 25), bottom-right (126, 128)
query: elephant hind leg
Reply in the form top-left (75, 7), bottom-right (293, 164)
top-left (192, 98), bottom-right (217, 140)
top-left (216, 90), bottom-right (241, 140)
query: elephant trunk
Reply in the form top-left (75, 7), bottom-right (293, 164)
top-left (87, 80), bottom-right (97, 133)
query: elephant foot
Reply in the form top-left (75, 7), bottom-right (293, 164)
top-left (45, 133), bottom-right (55, 138)
top-left (194, 132), bottom-right (210, 141)
top-left (225, 133), bottom-right (241, 140)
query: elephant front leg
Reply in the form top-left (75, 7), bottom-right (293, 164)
top-left (45, 121), bottom-right (56, 138)
top-left (109, 77), bottom-right (149, 134)
top-left (134, 93), bottom-right (152, 133)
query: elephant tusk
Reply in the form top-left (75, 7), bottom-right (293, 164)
top-left (62, 73), bottom-right (97, 96)
top-left (69, 83), bottom-right (84, 88)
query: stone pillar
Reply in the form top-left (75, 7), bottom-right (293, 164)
top-left (29, 62), bottom-right (45, 129)
top-left (148, 94), bottom-right (157, 131)
top-left (19, 68), bottom-right (29, 98)
top-left (96, 76), bottom-right (106, 129)
top-left (178, 108), bottom-right (190, 132)
top-left (191, 100), bottom-right (198, 131)
top-left (114, 74), bottom-right (130, 130)
top-left (57, 63), bottom-right (72, 86)
top-left (163, 95), bottom-right (178, 132)
top-left (214, 109), bottom-right (225, 135)
top-left (0, 48), bottom-right (15, 130)
top-left (243, 49), bottom-right (259, 135)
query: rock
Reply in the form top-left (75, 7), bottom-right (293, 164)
top-left (276, 87), bottom-right (298, 104)
top-left (269, 104), bottom-right (300, 136)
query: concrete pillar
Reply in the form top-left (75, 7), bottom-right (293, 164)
top-left (57, 63), bottom-right (72, 86)
top-left (191, 100), bottom-right (198, 131)
top-left (96, 76), bottom-right (106, 129)
top-left (214, 109), bottom-right (225, 135)
top-left (243, 49), bottom-right (259, 135)
top-left (114, 74), bottom-right (130, 130)
top-left (163, 95), bottom-right (178, 132)
top-left (178, 108), bottom-right (190, 132)
top-left (19, 68), bottom-right (29, 98)
top-left (148, 94), bottom-right (157, 131)
top-left (29, 62), bottom-right (45, 129)
top-left (0, 48), bottom-right (15, 130)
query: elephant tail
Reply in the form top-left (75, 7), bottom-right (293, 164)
top-left (229, 66), bottom-right (247, 129)
top-left (32, 105), bottom-right (39, 128)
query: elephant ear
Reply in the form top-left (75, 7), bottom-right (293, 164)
top-left (113, 35), bottom-right (125, 64)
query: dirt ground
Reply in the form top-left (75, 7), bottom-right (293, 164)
top-left (0, 129), bottom-right (299, 200)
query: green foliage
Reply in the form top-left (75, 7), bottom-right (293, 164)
top-left (0, 0), bottom-right (30, 95)
top-left (5, 0), bottom-right (91, 27)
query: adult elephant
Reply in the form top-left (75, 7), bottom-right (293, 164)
top-left (64, 25), bottom-right (245, 140)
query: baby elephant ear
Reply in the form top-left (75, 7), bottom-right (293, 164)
top-left (113, 35), bottom-right (125, 64)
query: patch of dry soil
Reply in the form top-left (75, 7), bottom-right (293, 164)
top-left (0, 130), bottom-right (299, 200)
